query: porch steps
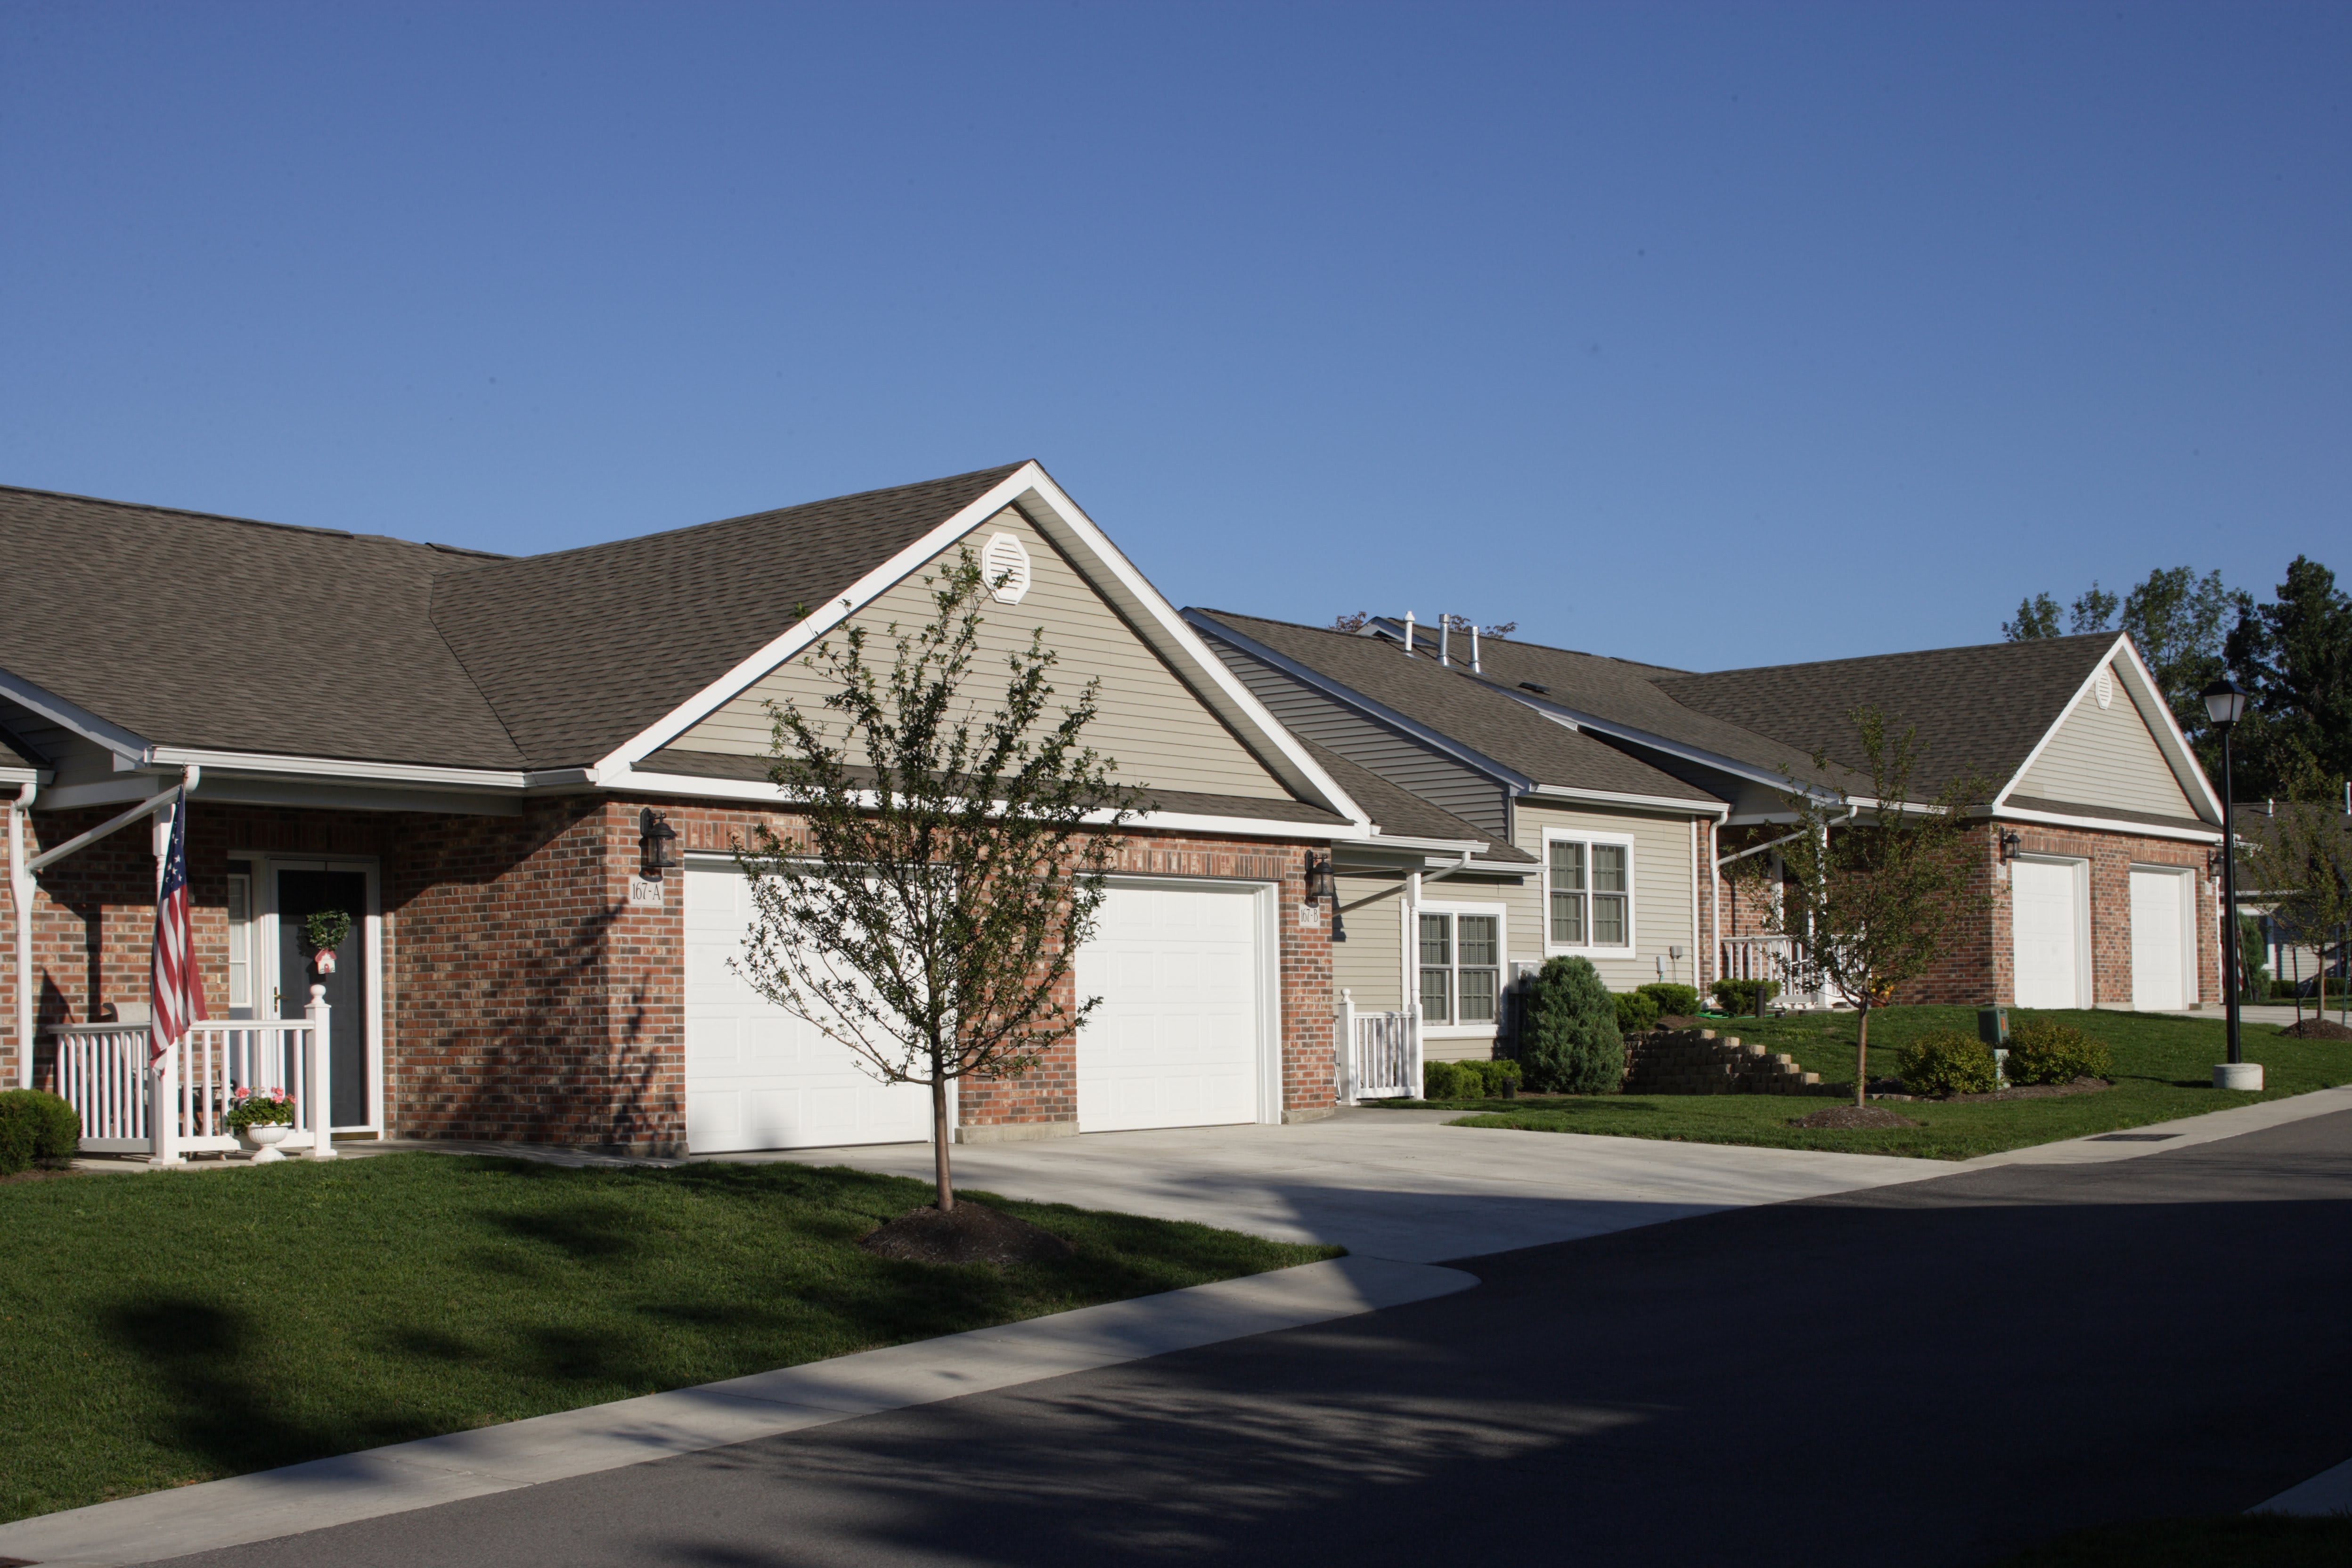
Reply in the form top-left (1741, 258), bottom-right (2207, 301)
top-left (1620, 1029), bottom-right (1822, 1095)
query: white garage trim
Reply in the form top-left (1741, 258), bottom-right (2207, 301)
top-left (2010, 853), bottom-right (2093, 1009)
top-left (1077, 875), bottom-right (1283, 1130)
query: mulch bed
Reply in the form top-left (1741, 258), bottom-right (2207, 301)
top-left (0, 1166), bottom-right (85, 1186)
top-left (2277, 1016), bottom-right (2352, 1041)
top-left (859, 1200), bottom-right (1075, 1268)
top-left (1788, 1104), bottom-right (1920, 1130)
top-left (1870, 1076), bottom-right (2112, 1104)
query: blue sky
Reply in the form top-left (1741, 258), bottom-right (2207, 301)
top-left (3, 1), bottom-right (2343, 671)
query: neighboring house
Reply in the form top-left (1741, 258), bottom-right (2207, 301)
top-left (0, 463), bottom-right (1493, 1159)
top-left (1184, 612), bottom-right (1729, 1062)
top-left (1187, 612), bottom-right (2228, 1055)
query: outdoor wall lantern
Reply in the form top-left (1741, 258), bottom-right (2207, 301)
top-left (2200, 677), bottom-right (2252, 1085)
top-left (1303, 851), bottom-right (1345, 941)
top-left (1998, 829), bottom-right (2022, 864)
top-left (639, 808), bottom-right (679, 881)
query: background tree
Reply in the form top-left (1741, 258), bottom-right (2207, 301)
top-left (2225, 556), bottom-right (2352, 797)
top-left (1733, 709), bottom-right (1992, 1106)
top-left (2006, 565), bottom-right (2247, 752)
top-left (735, 548), bottom-right (1141, 1212)
top-left (2245, 789), bottom-right (2352, 1029)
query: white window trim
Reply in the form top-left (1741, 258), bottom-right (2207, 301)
top-left (1542, 828), bottom-right (1638, 956)
top-left (1417, 898), bottom-right (1508, 1039)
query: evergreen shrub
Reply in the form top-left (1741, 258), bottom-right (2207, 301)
top-left (0, 1089), bottom-right (81, 1176)
top-left (1613, 990), bottom-right (1661, 1034)
top-left (1520, 957), bottom-right (1625, 1094)
top-left (1638, 983), bottom-right (1700, 1018)
top-left (1897, 1031), bottom-right (1999, 1097)
top-left (1421, 1060), bottom-right (1468, 1100)
top-left (2005, 1019), bottom-right (2114, 1085)
top-left (1709, 979), bottom-right (1781, 1013)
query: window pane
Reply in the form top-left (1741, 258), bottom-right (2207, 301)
top-left (1459, 967), bottom-right (1498, 1022)
top-left (1551, 890), bottom-right (1585, 945)
top-left (1594, 893), bottom-right (1628, 946)
top-left (1457, 915), bottom-right (1497, 968)
top-left (1420, 966), bottom-right (1452, 1022)
top-left (226, 874), bottom-right (251, 1012)
top-left (1419, 912), bottom-right (1452, 967)
top-left (1550, 841), bottom-right (1584, 890)
top-left (1592, 844), bottom-right (1627, 893)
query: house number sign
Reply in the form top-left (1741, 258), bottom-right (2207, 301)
top-left (628, 875), bottom-right (664, 908)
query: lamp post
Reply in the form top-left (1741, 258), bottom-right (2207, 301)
top-left (2202, 677), bottom-right (2256, 1089)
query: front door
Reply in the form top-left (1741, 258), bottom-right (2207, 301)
top-left (277, 869), bottom-right (369, 1127)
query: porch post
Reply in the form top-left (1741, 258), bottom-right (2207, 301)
top-left (306, 984), bottom-right (337, 1159)
top-left (8, 782), bottom-right (32, 1089)
top-left (1335, 988), bottom-right (1356, 1104)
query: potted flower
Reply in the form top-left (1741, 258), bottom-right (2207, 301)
top-left (305, 910), bottom-right (352, 976)
top-left (227, 1086), bottom-right (297, 1162)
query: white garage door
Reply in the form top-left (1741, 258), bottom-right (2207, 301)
top-left (1075, 880), bottom-right (1267, 1133)
top-left (2130, 867), bottom-right (2191, 1011)
top-left (684, 865), bottom-right (931, 1153)
top-left (2012, 858), bottom-right (2086, 1009)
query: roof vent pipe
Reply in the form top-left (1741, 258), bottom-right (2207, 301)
top-left (1470, 622), bottom-right (1481, 674)
top-left (1438, 616), bottom-right (1450, 667)
top-left (1402, 611), bottom-right (1416, 657)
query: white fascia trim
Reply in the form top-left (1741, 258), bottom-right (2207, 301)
top-left (1008, 475), bottom-right (1366, 829)
top-left (1180, 612), bottom-right (1533, 791)
top-left (604, 764), bottom-right (1359, 841)
top-left (1336, 833), bottom-right (1491, 855)
top-left (141, 746), bottom-right (544, 792)
top-left (0, 667), bottom-right (148, 761)
top-left (1524, 783), bottom-right (1729, 817)
top-left (0, 768), bottom-right (37, 787)
top-left (592, 466), bottom-right (1048, 774)
top-left (1995, 802), bottom-right (2223, 845)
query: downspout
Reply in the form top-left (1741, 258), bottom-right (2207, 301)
top-left (10, 781), bottom-right (33, 1089)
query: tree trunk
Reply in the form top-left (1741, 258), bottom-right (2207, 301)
top-left (1854, 1003), bottom-right (1871, 1109)
top-left (931, 1074), bottom-right (954, 1212)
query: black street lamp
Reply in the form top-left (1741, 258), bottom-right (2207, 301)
top-left (2202, 677), bottom-right (2252, 1084)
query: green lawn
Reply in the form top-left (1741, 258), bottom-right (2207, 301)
top-left (0, 1153), bottom-right (1335, 1523)
top-left (1388, 1007), bottom-right (2352, 1160)
top-left (1987, 1515), bottom-right (2352, 1566)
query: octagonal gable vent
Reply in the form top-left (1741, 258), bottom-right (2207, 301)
top-left (983, 531), bottom-right (1031, 604)
top-left (2094, 665), bottom-right (2115, 710)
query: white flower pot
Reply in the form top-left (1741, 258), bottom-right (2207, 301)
top-left (242, 1122), bottom-right (294, 1163)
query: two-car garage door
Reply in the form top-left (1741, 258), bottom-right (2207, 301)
top-left (685, 867), bottom-right (1269, 1153)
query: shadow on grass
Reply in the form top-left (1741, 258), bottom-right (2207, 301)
top-left (101, 1297), bottom-right (325, 1480)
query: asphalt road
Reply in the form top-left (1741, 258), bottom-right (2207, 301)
top-left (162, 1112), bottom-right (2352, 1568)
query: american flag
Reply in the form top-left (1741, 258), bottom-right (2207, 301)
top-left (150, 800), bottom-right (206, 1065)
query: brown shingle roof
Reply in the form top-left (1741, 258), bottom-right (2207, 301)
top-left (1297, 740), bottom-right (1534, 860)
top-left (432, 465), bottom-right (1024, 768)
top-left (1190, 611), bottom-right (1723, 807)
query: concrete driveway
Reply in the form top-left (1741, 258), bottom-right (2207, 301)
top-left (712, 1106), bottom-right (1950, 1262)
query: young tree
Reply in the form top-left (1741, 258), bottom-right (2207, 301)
top-left (2246, 790), bottom-right (2352, 1029)
top-left (1734, 709), bottom-right (1992, 1106)
top-left (735, 547), bottom-right (1141, 1211)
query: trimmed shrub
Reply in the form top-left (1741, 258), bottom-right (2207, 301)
top-left (0, 1089), bottom-right (80, 1176)
top-left (1710, 978), bottom-right (1781, 1013)
top-left (1897, 1031), bottom-right (1999, 1097)
top-left (2005, 1019), bottom-right (2113, 1085)
top-left (1613, 990), bottom-right (1661, 1035)
top-left (1520, 957), bottom-right (1625, 1094)
top-left (1453, 1058), bottom-right (1523, 1098)
top-left (1638, 983), bottom-right (1700, 1018)
top-left (1421, 1060), bottom-right (1469, 1100)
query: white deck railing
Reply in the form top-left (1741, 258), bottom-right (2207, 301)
top-left (48, 988), bottom-right (335, 1164)
top-left (1718, 936), bottom-right (1829, 1009)
top-left (1335, 990), bottom-right (1421, 1102)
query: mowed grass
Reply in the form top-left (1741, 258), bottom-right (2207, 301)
top-left (1988, 1514), bottom-right (2352, 1566)
top-left (1390, 1007), bottom-right (2352, 1160)
top-left (0, 1153), bottom-right (1335, 1523)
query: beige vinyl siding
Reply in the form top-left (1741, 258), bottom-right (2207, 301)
top-left (681, 509), bottom-right (1289, 800)
top-left (1202, 633), bottom-right (1509, 837)
top-left (1333, 872), bottom-right (1406, 1013)
top-left (0, 699), bottom-right (115, 788)
top-left (2014, 673), bottom-right (2198, 819)
top-left (1513, 800), bottom-right (1700, 994)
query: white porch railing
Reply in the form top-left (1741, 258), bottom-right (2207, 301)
top-left (49, 988), bottom-right (336, 1165)
top-left (1336, 990), bottom-right (1421, 1102)
top-left (1718, 936), bottom-right (1829, 1009)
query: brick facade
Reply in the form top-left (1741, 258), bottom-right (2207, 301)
top-left (1706, 819), bottom-right (2220, 1009)
top-left (4, 794), bottom-right (1335, 1155)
